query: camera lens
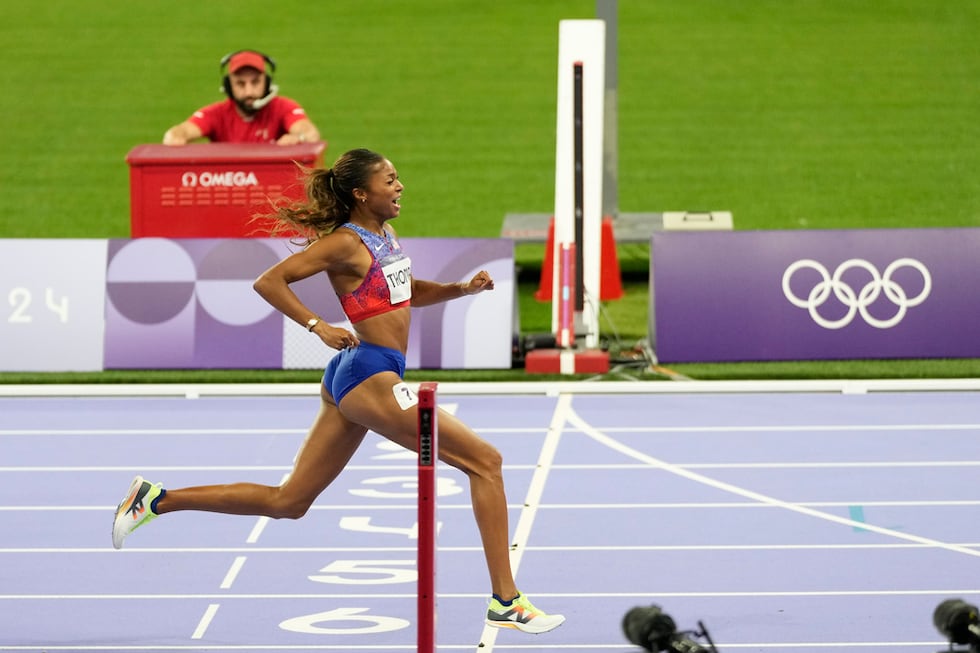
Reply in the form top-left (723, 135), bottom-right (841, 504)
top-left (622, 605), bottom-right (678, 652)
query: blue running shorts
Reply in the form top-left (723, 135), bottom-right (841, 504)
top-left (322, 341), bottom-right (407, 404)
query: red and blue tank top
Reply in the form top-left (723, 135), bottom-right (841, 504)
top-left (337, 223), bottom-right (412, 323)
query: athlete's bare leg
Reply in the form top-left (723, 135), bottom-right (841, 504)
top-left (155, 386), bottom-right (368, 519)
top-left (337, 372), bottom-right (519, 600)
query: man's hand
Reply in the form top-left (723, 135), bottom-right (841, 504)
top-left (276, 132), bottom-right (308, 145)
top-left (278, 119), bottom-right (321, 146)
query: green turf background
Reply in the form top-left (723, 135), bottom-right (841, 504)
top-left (1, 1), bottom-right (978, 381)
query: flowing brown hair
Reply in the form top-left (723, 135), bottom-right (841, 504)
top-left (259, 148), bottom-right (386, 243)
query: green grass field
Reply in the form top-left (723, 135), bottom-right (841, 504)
top-left (2, 1), bottom-right (978, 382)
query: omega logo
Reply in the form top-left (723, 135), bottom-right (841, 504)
top-left (180, 171), bottom-right (260, 188)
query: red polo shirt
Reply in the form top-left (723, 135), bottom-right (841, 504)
top-left (188, 96), bottom-right (309, 143)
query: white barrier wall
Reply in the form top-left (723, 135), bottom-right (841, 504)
top-left (1, 238), bottom-right (514, 372)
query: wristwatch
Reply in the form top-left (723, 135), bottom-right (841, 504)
top-left (306, 317), bottom-right (320, 331)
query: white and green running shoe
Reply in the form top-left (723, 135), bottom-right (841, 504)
top-left (112, 475), bottom-right (163, 550)
top-left (485, 592), bottom-right (566, 634)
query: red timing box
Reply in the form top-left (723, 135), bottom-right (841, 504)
top-left (125, 142), bottom-right (326, 238)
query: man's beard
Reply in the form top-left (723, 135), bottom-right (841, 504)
top-left (235, 97), bottom-right (260, 116)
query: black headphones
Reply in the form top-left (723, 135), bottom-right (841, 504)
top-left (219, 50), bottom-right (276, 97)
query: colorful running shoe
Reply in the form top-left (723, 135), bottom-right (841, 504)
top-left (112, 475), bottom-right (163, 550)
top-left (485, 592), bottom-right (566, 634)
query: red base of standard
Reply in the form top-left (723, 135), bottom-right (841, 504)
top-left (524, 349), bottom-right (610, 374)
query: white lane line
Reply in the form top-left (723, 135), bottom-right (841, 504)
top-left (2, 588), bottom-right (978, 600)
top-left (220, 556), bottom-right (247, 589)
top-left (568, 406), bottom-right (980, 560)
top-left (5, 459), bottom-right (980, 473)
top-left (0, 429), bottom-right (305, 436)
top-left (1, 421), bottom-right (977, 437)
top-left (246, 517), bottom-right (270, 544)
top-left (190, 603), bottom-right (220, 639)
top-left (5, 499), bottom-right (980, 513)
top-left (2, 541), bottom-right (980, 554)
top-left (475, 392), bottom-right (572, 652)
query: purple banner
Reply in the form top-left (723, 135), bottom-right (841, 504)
top-left (104, 237), bottom-right (513, 370)
top-left (650, 228), bottom-right (980, 362)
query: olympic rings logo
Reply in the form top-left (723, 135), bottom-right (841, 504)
top-left (782, 258), bottom-right (931, 329)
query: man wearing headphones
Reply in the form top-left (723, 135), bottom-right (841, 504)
top-left (163, 50), bottom-right (321, 146)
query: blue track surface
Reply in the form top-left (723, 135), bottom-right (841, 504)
top-left (1, 387), bottom-right (979, 652)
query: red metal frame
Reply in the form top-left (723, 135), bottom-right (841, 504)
top-left (416, 381), bottom-right (438, 653)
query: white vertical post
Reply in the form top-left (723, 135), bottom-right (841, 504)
top-left (596, 0), bottom-right (619, 222)
top-left (551, 19), bottom-right (605, 349)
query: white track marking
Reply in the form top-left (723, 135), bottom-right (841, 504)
top-left (190, 603), bottom-right (220, 639)
top-left (567, 406), bottom-right (980, 560)
top-left (475, 393), bottom-right (572, 652)
top-left (220, 556), bottom-right (247, 589)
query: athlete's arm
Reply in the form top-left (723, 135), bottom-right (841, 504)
top-left (253, 232), bottom-right (365, 348)
top-left (410, 271), bottom-right (494, 307)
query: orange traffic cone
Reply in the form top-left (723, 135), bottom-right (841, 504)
top-left (535, 216), bottom-right (623, 301)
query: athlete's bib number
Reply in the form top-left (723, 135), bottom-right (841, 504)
top-left (382, 256), bottom-right (412, 304)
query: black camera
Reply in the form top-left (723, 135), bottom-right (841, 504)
top-left (622, 604), bottom-right (718, 653)
top-left (934, 599), bottom-right (980, 653)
